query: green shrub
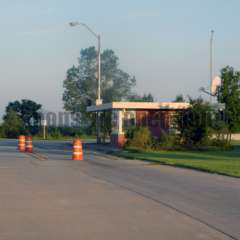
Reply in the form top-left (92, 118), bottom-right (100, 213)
top-left (211, 121), bottom-right (232, 149)
top-left (175, 98), bottom-right (213, 148)
top-left (152, 130), bottom-right (178, 150)
top-left (126, 127), bottom-right (152, 149)
top-left (211, 139), bottom-right (232, 150)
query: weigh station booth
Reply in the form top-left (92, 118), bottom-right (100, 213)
top-left (87, 102), bottom-right (190, 147)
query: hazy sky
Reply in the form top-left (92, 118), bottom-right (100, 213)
top-left (0, 0), bottom-right (239, 118)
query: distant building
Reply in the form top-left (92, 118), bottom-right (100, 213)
top-left (87, 101), bottom-right (190, 147)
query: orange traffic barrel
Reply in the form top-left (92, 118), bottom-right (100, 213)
top-left (18, 135), bottom-right (26, 152)
top-left (72, 139), bottom-right (83, 160)
top-left (25, 136), bottom-right (33, 153)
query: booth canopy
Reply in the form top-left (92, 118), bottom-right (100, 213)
top-left (87, 101), bottom-right (190, 112)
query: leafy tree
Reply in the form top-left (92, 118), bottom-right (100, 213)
top-left (176, 98), bottom-right (212, 147)
top-left (2, 110), bottom-right (24, 138)
top-left (63, 47), bottom-right (136, 123)
top-left (174, 94), bottom-right (185, 102)
top-left (5, 99), bottom-right (42, 128)
top-left (217, 66), bottom-right (240, 132)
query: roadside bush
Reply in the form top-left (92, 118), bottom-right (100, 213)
top-left (211, 121), bottom-right (232, 149)
top-left (152, 130), bottom-right (179, 150)
top-left (126, 127), bottom-right (152, 149)
top-left (175, 98), bottom-right (213, 148)
top-left (211, 139), bottom-right (231, 150)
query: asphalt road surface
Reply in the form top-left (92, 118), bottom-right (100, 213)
top-left (0, 139), bottom-right (239, 240)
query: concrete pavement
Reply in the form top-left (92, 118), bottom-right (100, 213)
top-left (0, 139), bottom-right (239, 240)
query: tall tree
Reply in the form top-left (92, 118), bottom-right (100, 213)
top-left (5, 99), bottom-right (42, 128)
top-left (217, 66), bottom-right (240, 132)
top-left (2, 110), bottom-right (24, 138)
top-left (63, 47), bottom-right (136, 123)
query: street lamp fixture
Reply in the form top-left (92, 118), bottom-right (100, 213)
top-left (69, 22), bottom-right (80, 27)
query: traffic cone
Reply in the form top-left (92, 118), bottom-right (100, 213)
top-left (72, 139), bottom-right (83, 161)
top-left (18, 135), bottom-right (26, 152)
top-left (25, 136), bottom-right (33, 153)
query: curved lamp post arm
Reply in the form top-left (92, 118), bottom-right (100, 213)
top-left (81, 23), bottom-right (99, 39)
top-left (69, 22), bottom-right (99, 39)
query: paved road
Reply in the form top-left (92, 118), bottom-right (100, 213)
top-left (0, 139), bottom-right (239, 240)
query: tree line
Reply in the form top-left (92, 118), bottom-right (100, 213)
top-left (0, 46), bottom-right (239, 144)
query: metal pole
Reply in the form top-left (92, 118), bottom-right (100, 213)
top-left (43, 125), bottom-right (46, 140)
top-left (96, 112), bottom-right (101, 143)
top-left (210, 30), bottom-right (214, 103)
top-left (69, 22), bottom-right (102, 104)
top-left (97, 35), bottom-right (101, 102)
top-left (96, 35), bottom-right (101, 143)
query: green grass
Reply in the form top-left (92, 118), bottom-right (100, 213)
top-left (116, 145), bottom-right (240, 178)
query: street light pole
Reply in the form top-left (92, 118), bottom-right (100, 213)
top-left (69, 22), bottom-right (102, 143)
top-left (210, 30), bottom-right (214, 103)
top-left (97, 34), bottom-right (102, 105)
top-left (69, 22), bottom-right (102, 105)
top-left (96, 34), bottom-right (102, 143)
